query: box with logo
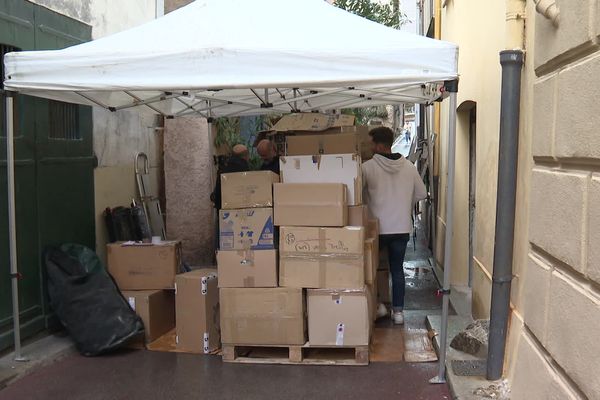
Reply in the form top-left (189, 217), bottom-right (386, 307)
top-left (107, 241), bottom-right (181, 290)
top-left (279, 226), bottom-right (365, 289)
top-left (307, 288), bottom-right (370, 346)
top-left (121, 289), bottom-right (175, 343)
top-left (217, 249), bottom-right (278, 288)
top-left (220, 171), bottom-right (279, 210)
top-left (175, 269), bottom-right (220, 354)
top-left (220, 288), bottom-right (306, 345)
top-left (274, 183), bottom-right (347, 227)
top-left (279, 153), bottom-right (362, 206)
top-left (219, 208), bottom-right (275, 250)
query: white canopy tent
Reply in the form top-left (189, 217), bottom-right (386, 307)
top-left (3, 0), bottom-right (459, 383)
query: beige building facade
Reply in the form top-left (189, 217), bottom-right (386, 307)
top-left (433, 0), bottom-right (600, 397)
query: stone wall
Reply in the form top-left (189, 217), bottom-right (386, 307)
top-left (164, 117), bottom-right (215, 266)
top-left (510, 0), bottom-right (600, 398)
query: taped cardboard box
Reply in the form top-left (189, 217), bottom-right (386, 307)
top-left (122, 289), bottom-right (175, 343)
top-left (107, 241), bottom-right (181, 290)
top-left (221, 171), bottom-right (279, 210)
top-left (279, 153), bottom-right (362, 206)
top-left (272, 113), bottom-right (355, 132)
top-left (175, 269), bottom-right (220, 354)
top-left (220, 288), bottom-right (306, 345)
top-left (217, 249), bottom-right (278, 288)
top-left (348, 205), bottom-right (369, 227)
top-left (279, 226), bottom-right (364, 289)
top-left (274, 183), bottom-right (347, 227)
top-left (307, 288), bottom-right (370, 346)
top-left (377, 269), bottom-right (391, 304)
top-left (219, 208), bottom-right (275, 250)
top-left (286, 133), bottom-right (361, 156)
top-left (364, 238), bottom-right (378, 285)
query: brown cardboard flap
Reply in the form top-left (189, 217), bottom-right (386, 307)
top-left (221, 171), bottom-right (279, 210)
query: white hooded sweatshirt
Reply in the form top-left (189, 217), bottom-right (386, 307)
top-left (362, 154), bottom-right (427, 234)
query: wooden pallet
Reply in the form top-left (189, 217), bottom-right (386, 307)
top-left (222, 342), bottom-right (369, 366)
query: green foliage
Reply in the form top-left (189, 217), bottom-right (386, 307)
top-left (334, 0), bottom-right (407, 29)
top-left (342, 105), bottom-right (388, 125)
top-left (214, 116), bottom-right (265, 170)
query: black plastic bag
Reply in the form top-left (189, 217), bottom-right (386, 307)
top-left (45, 243), bottom-right (144, 356)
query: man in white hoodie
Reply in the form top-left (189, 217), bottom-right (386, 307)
top-left (362, 127), bottom-right (427, 325)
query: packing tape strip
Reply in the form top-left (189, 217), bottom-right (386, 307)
top-left (203, 332), bottom-right (210, 354)
top-left (336, 323), bottom-right (345, 346)
top-left (319, 228), bottom-right (326, 287)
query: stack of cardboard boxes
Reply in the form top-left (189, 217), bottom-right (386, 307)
top-left (215, 171), bottom-right (305, 346)
top-left (107, 241), bottom-right (220, 354)
top-left (275, 153), bottom-right (378, 347)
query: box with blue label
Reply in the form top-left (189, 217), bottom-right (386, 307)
top-left (219, 208), bottom-right (275, 250)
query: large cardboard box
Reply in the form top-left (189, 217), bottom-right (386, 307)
top-left (175, 269), bottom-right (220, 354)
top-left (220, 288), bottom-right (306, 345)
top-left (107, 241), bottom-right (181, 290)
top-left (122, 289), bottom-right (175, 343)
top-left (364, 238), bottom-right (378, 285)
top-left (348, 205), bottom-right (368, 227)
top-left (219, 208), bottom-right (275, 250)
top-left (274, 183), bottom-right (347, 227)
top-left (217, 249), bottom-right (278, 288)
top-left (279, 154), bottom-right (362, 206)
top-left (377, 269), bottom-right (391, 304)
top-left (307, 288), bottom-right (370, 346)
top-left (279, 226), bottom-right (364, 289)
top-left (286, 133), bottom-right (361, 156)
top-left (221, 171), bottom-right (279, 210)
top-left (340, 125), bottom-right (373, 161)
top-left (272, 113), bottom-right (355, 133)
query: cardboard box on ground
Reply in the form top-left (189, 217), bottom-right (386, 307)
top-left (122, 289), bottom-right (175, 343)
top-left (279, 226), bottom-right (365, 289)
top-left (307, 288), bottom-right (370, 346)
top-left (219, 208), bottom-right (275, 250)
top-left (274, 183), bottom-right (347, 227)
top-left (220, 288), bottom-right (306, 345)
top-left (279, 154), bottom-right (362, 206)
top-left (175, 269), bottom-right (220, 353)
top-left (217, 249), bottom-right (278, 288)
top-left (107, 241), bottom-right (182, 290)
top-left (220, 171), bottom-right (279, 210)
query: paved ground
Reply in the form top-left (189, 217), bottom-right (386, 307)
top-left (0, 221), bottom-right (451, 400)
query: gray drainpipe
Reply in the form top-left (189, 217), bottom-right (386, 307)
top-left (486, 49), bottom-right (524, 381)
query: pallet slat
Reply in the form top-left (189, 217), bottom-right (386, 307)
top-left (222, 343), bottom-right (369, 366)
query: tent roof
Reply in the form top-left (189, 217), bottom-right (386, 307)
top-left (3, 0), bottom-right (458, 118)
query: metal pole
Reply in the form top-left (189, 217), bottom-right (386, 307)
top-left (487, 50), bottom-right (524, 381)
top-left (430, 81), bottom-right (458, 384)
top-left (6, 92), bottom-right (26, 362)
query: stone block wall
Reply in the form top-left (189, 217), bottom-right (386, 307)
top-left (164, 117), bottom-right (215, 266)
top-left (511, 1), bottom-right (600, 398)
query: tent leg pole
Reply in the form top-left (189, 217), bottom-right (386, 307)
top-left (430, 84), bottom-right (458, 384)
top-left (6, 92), bottom-right (26, 362)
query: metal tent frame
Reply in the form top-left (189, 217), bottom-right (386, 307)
top-left (5, 84), bottom-right (459, 384)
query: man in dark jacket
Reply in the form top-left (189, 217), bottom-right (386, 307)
top-left (211, 144), bottom-right (250, 210)
top-left (257, 139), bottom-right (279, 175)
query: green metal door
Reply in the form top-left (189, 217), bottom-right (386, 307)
top-left (0, 0), bottom-right (93, 350)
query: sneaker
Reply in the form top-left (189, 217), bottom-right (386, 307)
top-left (392, 311), bottom-right (404, 325)
top-left (376, 303), bottom-right (388, 319)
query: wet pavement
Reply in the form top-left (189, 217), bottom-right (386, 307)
top-left (0, 221), bottom-right (451, 400)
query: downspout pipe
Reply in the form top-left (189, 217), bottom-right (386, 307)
top-left (486, 50), bottom-right (524, 381)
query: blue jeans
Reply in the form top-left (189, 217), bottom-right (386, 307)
top-left (379, 233), bottom-right (410, 311)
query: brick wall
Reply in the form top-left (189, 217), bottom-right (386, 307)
top-left (511, 1), bottom-right (600, 398)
